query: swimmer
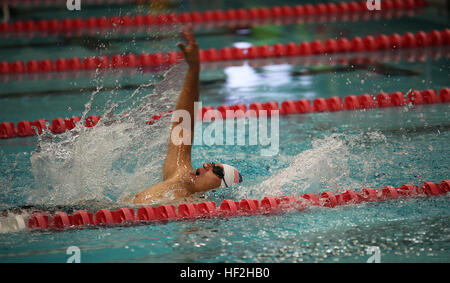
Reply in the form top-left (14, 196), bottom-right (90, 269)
top-left (130, 26), bottom-right (242, 205)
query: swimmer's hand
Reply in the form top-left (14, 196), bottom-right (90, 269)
top-left (177, 26), bottom-right (199, 67)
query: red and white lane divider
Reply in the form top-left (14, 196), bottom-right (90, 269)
top-left (0, 110), bottom-right (172, 139)
top-left (1, 88), bottom-right (449, 139)
top-left (21, 179), bottom-right (449, 231)
top-left (2, 44), bottom-right (448, 84)
top-left (0, 4), bottom-right (423, 39)
top-left (1, 28), bottom-right (448, 75)
top-left (0, 115), bottom-right (103, 139)
top-left (0, 0), bottom-right (427, 35)
top-left (201, 88), bottom-right (450, 120)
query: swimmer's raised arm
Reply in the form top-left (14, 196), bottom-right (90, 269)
top-left (163, 26), bottom-right (199, 180)
top-left (131, 27), bottom-right (242, 205)
top-left (174, 26), bottom-right (199, 133)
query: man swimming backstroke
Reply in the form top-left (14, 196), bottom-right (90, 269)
top-left (130, 27), bottom-right (243, 205)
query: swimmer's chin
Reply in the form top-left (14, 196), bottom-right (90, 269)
top-left (189, 171), bottom-right (199, 179)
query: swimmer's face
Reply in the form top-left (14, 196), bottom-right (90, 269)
top-left (190, 162), bottom-right (223, 192)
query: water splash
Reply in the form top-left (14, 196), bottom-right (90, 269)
top-left (235, 131), bottom-right (389, 200)
top-left (28, 63), bottom-right (187, 207)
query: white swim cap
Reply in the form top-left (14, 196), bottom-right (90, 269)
top-left (220, 164), bottom-right (243, 188)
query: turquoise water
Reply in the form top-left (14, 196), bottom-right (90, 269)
top-left (0, 1), bottom-right (449, 262)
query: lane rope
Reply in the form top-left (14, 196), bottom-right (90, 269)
top-left (0, 28), bottom-right (448, 76)
top-left (0, 4), bottom-right (423, 39)
top-left (1, 44), bottom-right (447, 84)
top-left (0, 0), bottom-right (427, 36)
top-left (18, 179), bottom-right (449, 231)
top-left (1, 87), bottom-right (448, 139)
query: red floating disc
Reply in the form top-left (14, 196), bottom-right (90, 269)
top-left (239, 199), bottom-right (260, 212)
top-left (376, 93), bottom-right (391, 107)
top-left (0, 122), bottom-right (16, 139)
top-left (421, 182), bottom-right (441, 196)
top-left (196, 202), bottom-right (217, 216)
top-left (320, 192), bottom-right (338, 208)
top-left (17, 121), bottom-right (35, 137)
top-left (95, 209), bottom-right (115, 225)
top-left (28, 213), bottom-right (49, 229)
top-left (326, 97), bottom-right (342, 112)
top-left (302, 193), bottom-right (319, 205)
top-left (50, 118), bottom-right (67, 134)
top-left (281, 100), bottom-right (299, 114)
top-left (137, 206), bottom-right (156, 221)
top-left (177, 203), bottom-right (199, 218)
top-left (260, 196), bottom-right (280, 212)
top-left (219, 200), bottom-right (238, 216)
top-left (381, 186), bottom-right (399, 200)
top-left (52, 212), bottom-right (72, 228)
top-left (397, 184), bottom-right (419, 196)
top-left (343, 95), bottom-right (360, 110)
top-left (295, 99), bottom-right (312, 113)
top-left (439, 180), bottom-right (450, 193)
top-left (72, 210), bottom-right (94, 226)
top-left (155, 205), bottom-right (177, 220)
top-left (114, 208), bottom-right (136, 223)
top-left (359, 94), bottom-right (377, 109)
top-left (361, 188), bottom-right (379, 202)
top-left (313, 98), bottom-right (328, 112)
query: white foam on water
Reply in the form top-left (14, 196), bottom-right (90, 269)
top-left (235, 131), bottom-right (389, 200)
top-left (0, 213), bottom-right (28, 234)
top-left (28, 63), bottom-right (187, 206)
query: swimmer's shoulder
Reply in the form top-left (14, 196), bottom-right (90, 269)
top-left (131, 174), bottom-right (192, 205)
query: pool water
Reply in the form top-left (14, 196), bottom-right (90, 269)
top-left (0, 1), bottom-right (449, 262)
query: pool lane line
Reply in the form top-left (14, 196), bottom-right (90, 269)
top-left (16, 179), bottom-right (449, 232)
top-left (0, 5), bottom-right (423, 41)
top-left (1, 87), bottom-right (449, 140)
top-left (0, 81), bottom-right (157, 99)
top-left (204, 88), bottom-right (450, 118)
top-left (0, 27), bottom-right (239, 50)
top-left (1, 45), bottom-right (448, 85)
top-left (0, 46), bottom-right (439, 97)
top-left (1, 28), bottom-right (448, 76)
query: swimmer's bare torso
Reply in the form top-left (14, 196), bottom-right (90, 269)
top-left (129, 27), bottom-right (224, 205)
